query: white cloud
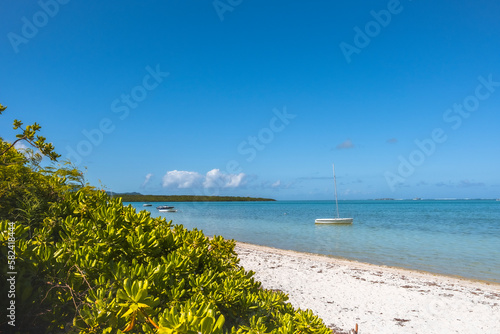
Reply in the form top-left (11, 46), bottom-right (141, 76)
top-left (141, 173), bottom-right (153, 187)
top-left (336, 139), bottom-right (354, 150)
top-left (203, 169), bottom-right (246, 188)
top-left (162, 170), bottom-right (203, 188)
top-left (459, 180), bottom-right (485, 188)
top-left (459, 180), bottom-right (484, 187)
top-left (435, 181), bottom-right (452, 187)
top-left (14, 141), bottom-right (28, 150)
top-left (435, 180), bottom-right (485, 188)
top-left (161, 169), bottom-right (246, 189)
top-left (262, 179), bottom-right (294, 190)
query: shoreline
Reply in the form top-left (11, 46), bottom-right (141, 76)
top-left (235, 241), bottom-right (500, 334)
top-left (236, 241), bottom-right (500, 287)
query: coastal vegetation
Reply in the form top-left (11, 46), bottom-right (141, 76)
top-left (0, 105), bottom-right (332, 333)
top-left (111, 193), bottom-right (275, 203)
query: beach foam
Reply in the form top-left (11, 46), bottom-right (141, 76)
top-left (236, 242), bottom-right (500, 334)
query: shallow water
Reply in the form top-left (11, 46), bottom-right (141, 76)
top-left (126, 200), bottom-right (500, 283)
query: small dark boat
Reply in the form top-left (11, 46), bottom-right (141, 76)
top-left (157, 205), bottom-right (176, 212)
top-left (157, 205), bottom-right (174, 210)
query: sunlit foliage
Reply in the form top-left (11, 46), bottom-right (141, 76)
top-left (0, 105), bottom-right (332, 333)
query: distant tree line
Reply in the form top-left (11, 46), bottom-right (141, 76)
top-left (109, 193), bottom-right (276, 202)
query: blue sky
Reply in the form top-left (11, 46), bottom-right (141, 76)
top-left (1, 0), bottom-right (500, 200)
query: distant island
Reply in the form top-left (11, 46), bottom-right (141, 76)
top-left (108, 192), bottom-right (276, 202)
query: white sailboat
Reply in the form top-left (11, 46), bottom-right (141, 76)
top-left (315, 164), bottom-right (353, 224)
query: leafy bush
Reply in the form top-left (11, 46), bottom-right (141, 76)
top-left (0, 190), bottom-right (332, 333)
top-left (0, 106), bottom-right (333, 333)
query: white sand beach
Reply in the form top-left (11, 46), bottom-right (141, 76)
top-left (235, 242), bottom-right (500, 334)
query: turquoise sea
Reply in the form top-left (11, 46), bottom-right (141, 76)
top-left (125, 200), bottom-right (500, 283)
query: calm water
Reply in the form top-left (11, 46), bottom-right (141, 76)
top-left (125, 200), bottom-right (500, 283)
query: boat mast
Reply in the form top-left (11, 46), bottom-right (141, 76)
top-left (333, 164), bottom-right (339, 218)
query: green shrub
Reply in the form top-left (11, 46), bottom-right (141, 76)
top-left (1, 190), bottom-right (333, 333)
top-left (0, 106), bottom-right (333, 333)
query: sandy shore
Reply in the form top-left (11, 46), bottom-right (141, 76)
top-left (235, 242), bottom-right (500, 334)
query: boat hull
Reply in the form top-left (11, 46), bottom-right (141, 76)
top-left (315, 218), bottom-right (353, 224)
top-left (158, 209), bottom-right (177, 212)
top-left (157, 205), bottom-right (174, 210)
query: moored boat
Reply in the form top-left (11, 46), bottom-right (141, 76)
top-left (315, 218), bottom-right (353, 224)
top-left (158, 208), bottom-right (177, 212)
top-left (157, 205), bottom-right (176, 212)
top-left (157, 205), bottom-right (174, 210)
top-left (315, 164), bottom-right (353, 225)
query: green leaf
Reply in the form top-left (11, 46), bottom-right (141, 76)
top-left (200, 317), bottom-right (214, 333)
